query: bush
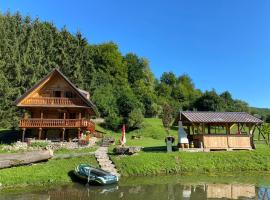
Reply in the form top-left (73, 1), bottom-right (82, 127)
top-left (128, 108), bottom-right (144, 129)
top-left (30, 141), bottom-right (49, 148)
top-left (105, 113), bottom-right (122, 131)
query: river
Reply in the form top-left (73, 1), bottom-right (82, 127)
top-left (1, 174), bottom-right (270, 199)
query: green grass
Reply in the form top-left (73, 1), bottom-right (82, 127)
top-left (96, 118), bottom-right (270, 176)
top-left (97, 118), bottom-right (177, 147)
top-left (111, 145), bottom-right (270, 176)
top-left (0, 155), bottom-right (98, 188)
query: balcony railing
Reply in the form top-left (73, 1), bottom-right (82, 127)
top-left (19, 119), bottom-right (95, 131)
top-left (22, 97), bottom-right (84, 106)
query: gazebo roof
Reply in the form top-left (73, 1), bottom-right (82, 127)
top-left (180, 111), bottom-right (263, 124)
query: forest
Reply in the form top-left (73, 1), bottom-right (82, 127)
top-left (0, 12), bottom-right (269, 130)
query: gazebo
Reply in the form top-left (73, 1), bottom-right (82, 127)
top-left (178, 111), bottom-right (263, 151)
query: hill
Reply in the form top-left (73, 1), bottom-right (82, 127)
top-left (0, 11), bottom-right (269, 131)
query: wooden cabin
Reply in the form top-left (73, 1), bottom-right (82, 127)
top-left (14, 68), bottom-right (98, 142)
top-left (178, 111), bottom-right (263, 151)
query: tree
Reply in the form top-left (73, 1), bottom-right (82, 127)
top-left (162, 103), bottom-right (173, 135)
top-left (128, 108), bottom-right (144, 129)
top-left (160, 72), bottom-right (177, 86)
top-left (194, 90), bottom-right (224, 111)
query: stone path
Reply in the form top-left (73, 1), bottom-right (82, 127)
top-left (95, 146), bottom-right (121, 178)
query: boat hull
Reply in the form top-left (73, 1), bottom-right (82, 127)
top-left (74, 164), bottom-right (118, 185)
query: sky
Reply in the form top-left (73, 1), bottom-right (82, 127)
top-left (1, 0), bottom-right (270, 108)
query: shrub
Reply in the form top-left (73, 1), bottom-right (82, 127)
top-left (105, 113), bottom-right (122, 131)
top-left (30, 141), bottom-right (49, 148)
top-left (128, 108), bottom-right (144, 129)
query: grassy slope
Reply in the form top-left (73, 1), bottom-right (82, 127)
top-left (97, 118), bottom-right (270, 176)
top-left (96, 118), bottom-right (178, 147)
top-left (0, 155), bottom-right (98, 188)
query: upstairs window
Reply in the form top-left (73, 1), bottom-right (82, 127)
top-left (53, 91), bottom-right (61, 97)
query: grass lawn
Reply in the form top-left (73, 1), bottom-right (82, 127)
top-left (111, 145), bottom-right (270, 176)
top-left (96, 118), bottom-right (270, 176)
top-left (0, 155), bottom-right (98, 188)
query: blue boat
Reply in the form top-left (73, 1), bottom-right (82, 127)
top-left (74, 164), bottom-right (119, 185)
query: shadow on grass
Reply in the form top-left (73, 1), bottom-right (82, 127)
top-left (142, 146), bottom-right (178, 153)
top-left (0, 129), bottom-right (20, 144)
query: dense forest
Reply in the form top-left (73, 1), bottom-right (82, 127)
top-left (0, 12), bottom-right (269, 130)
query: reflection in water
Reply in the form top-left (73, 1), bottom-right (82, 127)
top-left (0, 180), bottom-right (268, 200)
top-left (258, 186), bottom-right (270, 200)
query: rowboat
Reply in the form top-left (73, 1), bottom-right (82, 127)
top-left (74, 164), bottom-right (119, 185)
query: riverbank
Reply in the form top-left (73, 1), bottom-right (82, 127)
top-left (0, 154), bottom-right (98, 188)
top-left (111, 145), bottom-right (270, 176)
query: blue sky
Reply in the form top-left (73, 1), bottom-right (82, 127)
top-left (1, 0), bottom-right (270, 108)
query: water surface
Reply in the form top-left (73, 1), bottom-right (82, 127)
top-left (1, 174), bottom-right (270, 200)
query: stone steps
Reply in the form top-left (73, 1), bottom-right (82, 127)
top-left (94, 146), bottom-right (120, 178)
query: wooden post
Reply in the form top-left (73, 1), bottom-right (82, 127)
top-left (40, 111), bottom-right (43, 127)
top-left (78, 128), bottom-right (81, 139)
top-left (38, 128), bottom-right (42, 140)
top-left (62, 128), bottom-right (65, 141)
top-left (208, 125), bottom-right (211, 134)
top-left (226, 124), bottom-right (231, 135)
top-left (202, 123), bottom-right (205, 134)
top-left (79, 112), bottom-right (82, 126)
top-left (191, 125), bottom-right (195, 135)
top-left (22, 128), bottom-right (26, 142)
top-left (64, 112), bottom-right (66, 126)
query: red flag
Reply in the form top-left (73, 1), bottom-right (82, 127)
top-left (121, 124), bottom-right (126, 145)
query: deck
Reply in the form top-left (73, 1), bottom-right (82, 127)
top-left (21, 97), bottom-right (85, 106)
top-left (19, 118), bottom-right (95, 131)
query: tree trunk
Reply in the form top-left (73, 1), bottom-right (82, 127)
top-left (0, 150), bottom-right (53, 169)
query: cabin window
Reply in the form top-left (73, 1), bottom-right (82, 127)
top-left (65, 91), bottom-right (75, 98)
top-left (69, 113), bottom-right (76, 119)
top-left (53, 91), bottom-right (61, 97)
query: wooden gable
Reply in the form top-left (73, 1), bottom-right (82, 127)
top-left (14, 69), bottom-right (98, 115)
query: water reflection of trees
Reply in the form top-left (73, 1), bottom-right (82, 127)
top-left (46, 183), bottom-right (256, 200)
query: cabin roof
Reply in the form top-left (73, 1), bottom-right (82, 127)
top-left (14, 68), bottom-right (99, 116)
top-left (180, 111), bottom-right (263, 124)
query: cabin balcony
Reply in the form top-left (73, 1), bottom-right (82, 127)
top-left (22, 97), bottom-right (85, 106)
top-left (19, 118), bottom-right (95, 131)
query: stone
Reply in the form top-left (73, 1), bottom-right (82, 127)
top-left (114, 146), bottom-right (142, 155)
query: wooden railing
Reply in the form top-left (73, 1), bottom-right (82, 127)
top-left (19, 119), bottom-right (95, 130)
top-left (22, 97), bottom-right (84, 106)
